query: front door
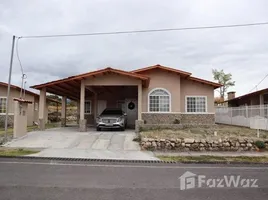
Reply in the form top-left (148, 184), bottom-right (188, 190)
top-left (125, 99), bottom-right (138, 128)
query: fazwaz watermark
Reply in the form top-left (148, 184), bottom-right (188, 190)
top-left (179, 171), bottom-right (258, 190)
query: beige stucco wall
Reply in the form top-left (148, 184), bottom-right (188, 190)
top-left (80, 70), bottom-right (215, 125)
top-left (13, 101), bottom-right (28, 138)
top-left (137, 69), bottom-right (215, 113)
top-left (180, 78), bottom-right (215, 112)
top-left (84, 73), bottom-right (141, 86)
top-left (0, 85), bottom-right (38, 126)
top-left (140, 69), bottom-right (181, 112)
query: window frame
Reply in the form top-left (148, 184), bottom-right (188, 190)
top-left (84, 100), bottom-right (92, 114)
top-left (0, 97), bottom-right (7, 114)
top-left (148, 88), bottom-right (171, 113)
top-left (185, 96), bottom-right (207, 113)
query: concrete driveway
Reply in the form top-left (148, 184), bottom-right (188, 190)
top-left (4, 127), bottom-right (157, 160)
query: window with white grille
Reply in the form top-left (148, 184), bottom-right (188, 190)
top-left (149, 88), bottom-right (170, 112)
top-left (85, 100), bottom-right (91, 114)
top-left (186, 96), bottom-right (207, 113)
top-left (0, 97), bottom-right (7, 114)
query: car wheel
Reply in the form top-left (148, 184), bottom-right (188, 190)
top-left (120, 126), bottom-right (125, 131)
top-left (96, 127), bottom-right (101, 131)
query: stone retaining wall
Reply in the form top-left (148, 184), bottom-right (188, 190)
top-left (140, 124), bottom-right (218, 132)
top-left (141, 138), bottom-right (268, 151)
top-left (141, 113), bottom-right (215, 125)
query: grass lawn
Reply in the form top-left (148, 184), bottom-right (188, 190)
top-left (141, 124), bottom-right (268, 140)
top-left (0, 148), bottom-right (39, 156)
top-left (158, 155), bottom-right (268, 163)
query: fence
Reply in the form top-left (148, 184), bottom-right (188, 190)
top-left (215, 105), bottom-right (268, 130)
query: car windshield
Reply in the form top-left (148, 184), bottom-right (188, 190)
top-left (101, 108), bottom-right (123, 115)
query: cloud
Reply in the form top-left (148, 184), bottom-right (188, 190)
top-left (0, 0), bottom-right (268, 96)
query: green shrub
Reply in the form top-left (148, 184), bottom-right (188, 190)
top-left (133, 135), bottom-right (141, 142)
top-left (255, 141), bottom-right (265, 149)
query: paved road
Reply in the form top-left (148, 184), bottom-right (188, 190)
top-left (0, 158), bottom-right (267, 200)
top-left (4, 127), bottom-right (156, 160)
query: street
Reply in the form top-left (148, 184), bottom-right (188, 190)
top-left (0, 158), bottom-right (267, 200)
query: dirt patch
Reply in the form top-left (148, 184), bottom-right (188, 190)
top-left (141, 124), bottom-right (268, 140)
top-left (158, 155), bottom-right (268, 163)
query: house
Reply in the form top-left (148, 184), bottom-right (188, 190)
top-left (225, 89), bottom-right (268, 107)
top-left (0, 82), bottom-right (59, 127)
top-left (30, 64), bottom-right (221, 131)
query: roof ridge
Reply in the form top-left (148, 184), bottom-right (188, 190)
top-left (131, 64), bottom-right (192, 76)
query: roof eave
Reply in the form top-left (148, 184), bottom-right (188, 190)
top-left (188, 77), bottom-right (222, 89)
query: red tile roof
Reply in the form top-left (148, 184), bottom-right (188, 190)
top-left (29, 65), bottom-right (221, 100)
top-left (225, 88), bottom-right (268, 102)
top-left (131, 64), bottom-right (192, 77)
top-left (31, 67), bottom-right (150, 89)
top-left (188, 76), bottom-right (222, 89)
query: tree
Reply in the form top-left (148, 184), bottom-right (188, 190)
top-left (212, 69), bottom-right (235, 99)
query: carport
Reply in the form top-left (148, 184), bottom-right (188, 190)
top-left (31, 67), bottom-right (150, 131)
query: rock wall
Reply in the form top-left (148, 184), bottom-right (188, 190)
top-left (141, 137), bottom-right (268, 151)
top-left (141, 113), bottom-right (215, 125)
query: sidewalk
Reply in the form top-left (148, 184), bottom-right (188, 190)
top-left (154, 151), bottom-right (268, 157)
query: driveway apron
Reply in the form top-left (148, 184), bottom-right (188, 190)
top-left (4, 127), bottom-right (157, 160)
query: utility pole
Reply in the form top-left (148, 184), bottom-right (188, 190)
top-left (4, 35), bottom-right (16, 142)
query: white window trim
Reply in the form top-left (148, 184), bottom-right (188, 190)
top-left (85, 100), bottom-right (92, 114)
top-left (185, 95), bottom-right (207, 113)
top-left (148, 88), bottom-right (171, 113)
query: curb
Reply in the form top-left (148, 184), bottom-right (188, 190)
top-left (0, 155), bottom-right (176, 164)
top-left (0, 155), bottom-right (268, 165)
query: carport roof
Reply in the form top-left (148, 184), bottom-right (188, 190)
top-left (30, 67), bottom-right (150, 100)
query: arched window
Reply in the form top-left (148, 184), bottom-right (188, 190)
top-left (148, 88), bottom-right (171, 112)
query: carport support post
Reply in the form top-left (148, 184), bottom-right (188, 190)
top-left (38, 87), bottom-right (46, 130)
top-left (94, 93), bottom-right (97, 118)
top-left (135, 82), bottom-right (144, 133)
top-left (77, 101), bottom-right (80, 124)
top-left (138, 83), bottom-right (142, 120)
top-left (79, 80), bottom-right (87, 132)
top-left (61, 96), bottom-right (67, 127)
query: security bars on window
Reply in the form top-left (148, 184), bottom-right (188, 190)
top-left (186, 96), bottom-right (206, 113)
top-left (85, 100), bottom-right (91, 114)
top-left (0, 98), bottom-right (7, 114)
top-left (149, 89), bottom-right (170, 112)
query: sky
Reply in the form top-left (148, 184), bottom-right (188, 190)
top-left (0, 0), bottom-right (268, 98)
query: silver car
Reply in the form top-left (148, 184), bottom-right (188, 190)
top-left (96, 108), bottom-right (127, 131)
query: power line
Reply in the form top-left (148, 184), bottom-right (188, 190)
top-left (15, 37), bottom-right (27, 98)
top-left (16, 37), bottom-right (24, 75)
top-left (19, 21), bottom-right (268, 39)
top-left (249, 73), bottom-right (268, 93)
